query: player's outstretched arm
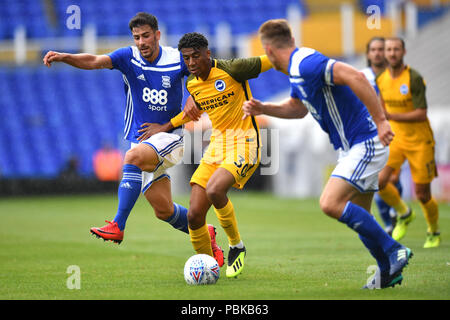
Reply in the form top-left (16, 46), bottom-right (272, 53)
top-left (242, 97), bottom-right (308, 119)
top-left (332, 61), bottom-right (394, 146)
top-left (43, 51), bottom-right (112, 70)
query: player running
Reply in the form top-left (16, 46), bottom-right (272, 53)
top-left (141, 32), bottom-right (272, 278)
top-left (242, 19), bottom-right (412, 289)
top-left (376, 37), bottom-right (440, 248)
top-left (43, 13), bottom-right (222, 260)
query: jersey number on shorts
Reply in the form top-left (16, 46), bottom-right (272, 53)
top-left (234, 155), bottom-right (256, 178)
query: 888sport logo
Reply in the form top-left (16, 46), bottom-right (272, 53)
top-left (142, 87), bottom-right (168, 111)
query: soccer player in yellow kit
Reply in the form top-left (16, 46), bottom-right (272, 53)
top-left (141, 32), bottom-right (272, 277)
top-left (376, 37), bottom-right (440, 248)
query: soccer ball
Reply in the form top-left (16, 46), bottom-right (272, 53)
top-left (184, 254), bottom-right (220, 285)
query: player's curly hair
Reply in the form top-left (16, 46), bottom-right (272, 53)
top-left (178, 32), bottom-right (209, 51)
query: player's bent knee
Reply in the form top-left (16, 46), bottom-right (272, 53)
top-left (416, 192), bottom-right (431, 204)
top-left (124, 148), bottom-right (143, 166)
top-left (319, 198), bottom-right (342, 219)
top-left (415, 184), bottom-right (431, 203)
top-left (124, 148), bottom-right (156, 172)
top-left (154, 209), bottom-right (173, 221)
top-left (205, 186), bottom-right (223, 204)
top-left (187, 209), bottom-right (205, 230)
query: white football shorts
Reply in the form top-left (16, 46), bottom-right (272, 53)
top-left (331, 135), bottom-right (389, 193)
top-left (130, 131), bottom-right (184, 194)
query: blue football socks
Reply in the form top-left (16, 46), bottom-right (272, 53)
top-left (164, 203), bottom-right (189, 234)
top-left (113, 164), bottom-right (142, 231)
top-left (112, 163), bottom-right (189, 234)
top-left (374, 193), bottom-right (393, 229)
top-left (358, 234), bottom-right (390, 274)
top-left (339, 201), bottom-right (398, 253)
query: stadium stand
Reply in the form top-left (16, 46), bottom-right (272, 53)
top-left (0, 0), bottom-right (301, 179)
top-left (0, 0), bottom-right (306, 39)
top-left (0, 0), bottom-right (448, 185)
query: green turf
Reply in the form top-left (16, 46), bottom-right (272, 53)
top-left (0, 192), bottom-right (449, 300)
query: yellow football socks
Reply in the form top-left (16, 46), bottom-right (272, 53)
top-left (420, 197), bottom-right (440, 233)
top-left (378, 183), bottom-right (409, 216)
top-left (189, 223), bottom-right (213, 256)
top-left (214, 199), bottom-right (241, 246)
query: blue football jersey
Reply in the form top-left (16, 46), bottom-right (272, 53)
top-left (108, 45), bottom-right (189, 143)
top-left (289, 47), bottom-right (377, 151)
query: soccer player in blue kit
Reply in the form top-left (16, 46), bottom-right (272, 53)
top-left (43, 13), bottom-right (223, 264)
top-left (242, 19), bottom-right (413, 289)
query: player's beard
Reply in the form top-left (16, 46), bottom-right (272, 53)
top-left (372, 59), bottom-right (386, 69)
top-left (371, 54), bottom-right (385, 68)
top-left (389, 58), bottom-right (403, 70)
top-left (140, 45), bottom-right (155, 59)
top-left (140, 37), bottom-right (158, 59)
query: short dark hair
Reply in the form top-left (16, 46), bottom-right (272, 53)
top-left (386, 36), bottom-right (405, 49)
top-left (129, 12), bottom-right (158, 31)
top-left (178, 32), bottom-right (209, 51)
top-left (258, 19), bottom-right (295, 48)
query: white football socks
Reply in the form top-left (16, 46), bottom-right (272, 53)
top-left (230, 241), bottom-right (244, 249)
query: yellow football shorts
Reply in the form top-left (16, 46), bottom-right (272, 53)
top-left (190, 140), bottom-right (260, 190)
top-left (387, 138), bottom-right (437, 184)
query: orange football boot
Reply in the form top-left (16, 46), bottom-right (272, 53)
top-left (208, 224), bottom-right (224, 267)
top-left (90, 220), bottom-right (124, 244)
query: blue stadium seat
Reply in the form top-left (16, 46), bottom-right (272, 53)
top-left (0, 0), bottom-right (307, 177)
top-left (1, 0), bottom-right (307, 39)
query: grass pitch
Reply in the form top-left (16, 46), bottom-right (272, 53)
top-left (0, 192), bottom-right (449, 300)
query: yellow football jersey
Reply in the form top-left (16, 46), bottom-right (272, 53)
top-left (186, 56), bottom-right (271, 164)
top-left (376, 65), bottom-right (434, 147)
